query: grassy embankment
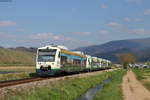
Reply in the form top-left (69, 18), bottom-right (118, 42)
top-left (133, 68), bottom-right (150, 90)
top-left (2, 69), bottom-right (126, 100)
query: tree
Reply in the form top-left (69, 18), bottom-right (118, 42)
top-left (119, 53), bottom-right (136, 69)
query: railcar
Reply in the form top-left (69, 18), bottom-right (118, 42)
top-left (36, 45), bottom-right (112, 76)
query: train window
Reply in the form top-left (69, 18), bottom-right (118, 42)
top-left (73, 59), bottom-right (81, 66)
top-left (38, 49), bottom-right (56, 62)
top-left (58, 52), bottom-right (60, 58)
top-left (60, 56), bottom-right (67, 66)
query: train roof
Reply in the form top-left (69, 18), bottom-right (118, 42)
top-left (38, 45), bottom-right (86, 58)
top-left (38, 45), bottom-right (68, 50)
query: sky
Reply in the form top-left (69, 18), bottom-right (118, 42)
top-left (0, 0), bottom-right (150, 49)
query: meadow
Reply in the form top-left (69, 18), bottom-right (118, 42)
top-left (133, 68), bottom-right (150, 90)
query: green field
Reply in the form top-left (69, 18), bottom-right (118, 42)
top-left (133, 68), bottom-right (150, 90)
top-left (0, 48), bottom-right (35, 66)
top-left (2, 69), bottom-right (126, 100)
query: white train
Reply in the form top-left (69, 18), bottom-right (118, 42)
top-left (36, 45), bottom-right (112, 76)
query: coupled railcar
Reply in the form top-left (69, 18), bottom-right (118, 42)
top-left (36, 45), bottom-right (111, 76)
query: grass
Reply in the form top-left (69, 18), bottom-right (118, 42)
top-left (0, 48), bottom-right (35, 66)
top-left (0, 66), bottom-right (35, 81)
top-left (0, 72), bottom-right (33, 81)
top-left (0, 66), bottom-right (35, 72)
top-left (93, 69), bottom-right (126, 100)
top-left (133, 68), bottom-right (150, 90)
top-left (1, 69), bottom-right (126, 100)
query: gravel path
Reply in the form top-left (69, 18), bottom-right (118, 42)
top-left (122, 70), bottom-right (150, 100)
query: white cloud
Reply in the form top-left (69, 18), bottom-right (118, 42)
top-left (134, 18), bottom-right (143, 22)
top-left (98, 30), bottom-right (109, 35)
top-left (16, 28), bottom-right (25, 32)
top-left (124, 17), bottom-right (143, 22)
top-left (31, 33), bottom-right (61, 40)
top-left (0, 32), bottom-right (91, 49)
top-left (126, 0), bottom-right (147, 3)
top-left (100, 4), bottom-right (108, 9)
top-left (107, 22), bottom-right (122, 28)
top-left (144, 9), bottom-right (150, 15)
top-left (107, 21), bottom-right (150, 35)
top-left (124, 17), bottom-right (131, 22)
top-left (0, 32), bottom-right (15, 38)
top-left (0, 21), bottom-right (16, 27)
top-left (125, 28), bottom-right (150, 35)
top-left (74, 32), bottom-right (91, 35)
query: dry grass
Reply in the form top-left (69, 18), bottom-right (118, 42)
top-left (0, 48), bottom-right (36, 66)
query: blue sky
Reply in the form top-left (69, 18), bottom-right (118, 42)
top-left (0, 0), bottom-right (150, 49)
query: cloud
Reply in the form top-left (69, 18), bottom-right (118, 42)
top-left (107, 22), bottom-right (122, 28)
top-left (124, 17), bottom-right (143, 22)
top-left (30, 33), bottom-right (92, 49)
top-left (124, 17), bottom-right (131, 22)
top-left (125, 28), bottom-right (150, 35)
top-left (16, 28), bottom-right (25, 32)
top-left (126, 0), bottom-right (147, 3)
top-left (144, 9), bottom-right (150, 15)
top-left (0, 32), bottom-right (15, 38)
top-left (100, 4), bottom-right (108, 9)
top-left (0, 21), bottom-right (16, 27)
top-left (107, 21), bottom-right (150, 35)
top-left (98, 30), bottom-right (109, 35)
top-left (31, 33), bottom-right (61, 40)
top-left (74, 32), bottom-right (91, 35)
top-left (0, 32), bottom-right (91, 49)
top-left (134, 18), bottom-right (143, 22)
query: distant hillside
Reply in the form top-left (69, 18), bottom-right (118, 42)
top-left (75, 37), bottom-right (150, 62)
top-left (10, 47), bottom-right (37, 53)
top-left (0, 48), bottom-right (36, 66)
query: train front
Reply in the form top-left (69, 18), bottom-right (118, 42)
top-left (36, 46), bottom-right (60, 76)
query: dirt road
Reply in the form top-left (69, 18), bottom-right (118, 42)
top-left (122, 70), bottom-right (150, 100)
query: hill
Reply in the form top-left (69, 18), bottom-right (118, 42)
top-left (75, 37), bottom-right (150, 62)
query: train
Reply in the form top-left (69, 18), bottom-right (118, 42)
top-left (36, 45), bottom-right (112, 76)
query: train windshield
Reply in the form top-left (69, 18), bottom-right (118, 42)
top-left (38, 49), bottom-right (57, 62)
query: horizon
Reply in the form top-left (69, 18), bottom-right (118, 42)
top-left (0, 0), bottom-right (150, 49)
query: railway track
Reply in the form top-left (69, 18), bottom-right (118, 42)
top-left (0, 77), bottom-right (49, 88)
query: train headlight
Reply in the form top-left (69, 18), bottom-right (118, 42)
top-left (48, 65), bottom-right (51, 70)
top-left (40, 66), bottom-right (43, 70)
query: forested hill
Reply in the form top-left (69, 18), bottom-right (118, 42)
top-left (75, 37), bottom-right (150, 62)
